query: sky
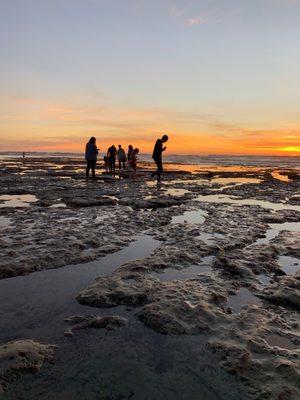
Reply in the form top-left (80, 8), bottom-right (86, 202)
top-left (0, 0), bottom-right (299, 155)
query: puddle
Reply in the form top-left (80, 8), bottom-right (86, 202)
top-left (0, 194), bottom-right (38, 208)
top-left (257, 274), bottom-right (272, 285)
top-left (227, 288), bottom-right (262, 313)
top-left (198, 232), bottom-right (224, 243)
top-left (271, 171), bottom-right (290, 182)
top-left (256, 222), bottom-right (300, 245)
top-left (146, 181), bottom-right (158, 187)
top-left (0, 216), bottom-right (11, 228)
top-left (212, 177), bottom-right (262, 185)
top-left (49, 203), bottom-right (67, 209)
top-left (196, 194), bottom-right (300, 212)
top-left (172, 208), bottom-right (208, 224)
top-left (58, 217), bottom-right (79, 223)
top-left (164, 188), bottom-right (190, 196)
top-left (153, 256), bottom-right (213, 282)
top-left (278, 256), bottom-right (299, 275)
top-left (163, 179), bottom-right (210, 186)
top-left (121, 278), bottom-right (137, 284)
top-left (265, 334), bottom-right (297, 350)
top-left (0, 234), bottom-right (159, 343)
top-left (146, 178), bottom-right (210, 187)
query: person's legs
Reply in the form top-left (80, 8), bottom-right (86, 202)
top-left (157, 159), bottom-right (163, 182)
top-left (151, 161), bottom-right (157, 178)
top-left (109, 158), bottom-right (113, 173)
top-left (118, 159), bottom-right (121, 170)
top-left (91, 160), bottom-right (96, 181)
top-left (86, 160), bottom-right (91, 179)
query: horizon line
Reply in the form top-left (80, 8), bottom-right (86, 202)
top-left (0, 150), bottom-right (299, 158)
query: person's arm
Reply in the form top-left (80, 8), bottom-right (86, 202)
top-left (162, 146), bottom-right (166, 152)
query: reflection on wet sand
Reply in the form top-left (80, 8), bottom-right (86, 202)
top-left (0, 194), bottom-right (38, 208)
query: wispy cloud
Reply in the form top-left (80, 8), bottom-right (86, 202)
top-left (170, 4), bottom-right (207, 27)
top-left (185, 16), bottom-right (206, 27)
top-left (1, 95), bottom-right (299, 155)
top-left (170, 6), bottom-right (183, 18)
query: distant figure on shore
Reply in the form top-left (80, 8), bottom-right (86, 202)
top-left (107, 145), bottom-right (117, 174)
top-left (117, 145), bottom-right (126, 170)
top-left (127, 145), bottom-right (133, 167)
top-left (151, 134), bottom-right (169, 182)
top-left (103, 155), bottom-right (110, 172)
top-left (22, 152), bottom-right (25, 159)
top-left (129, 148), bottom-right (139, 174)
top-left (85, 137), bottom-right (98, 181)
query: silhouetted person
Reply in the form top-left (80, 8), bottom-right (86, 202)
top-left (127, 145), bottom-right (133, 167)
top-left (103, 155), bottom-right (110, 172)
top-left (129, 148), bottom-right (139, 174)
top-left (117, 145), bottom-right (126, 170)
top-left (151, 134), bottom-right (168, 182)
top-left (22, 152), bottom-right (25, 159)
top-left (107, 145), bottom-right (117, 173)
top-left (85, 137), bottom-right (98, 181)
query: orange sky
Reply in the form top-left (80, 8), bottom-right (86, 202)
top-left (0, 96), bottom-right (299, 156)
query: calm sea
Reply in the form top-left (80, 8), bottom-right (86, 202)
top-left (0, 152), bottom-right (299, 168)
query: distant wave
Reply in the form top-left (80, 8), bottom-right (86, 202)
top-left (0, 151), bottom-right (299, 167)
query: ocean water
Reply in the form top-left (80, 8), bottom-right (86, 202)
top-left (0, 151), bottom-right (299, 168)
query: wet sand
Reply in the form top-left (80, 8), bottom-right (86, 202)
top-left (0, 156), bottom-right (299, 399)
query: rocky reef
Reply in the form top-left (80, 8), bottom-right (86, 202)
top-left (0, 156), bottom-right (299, 399)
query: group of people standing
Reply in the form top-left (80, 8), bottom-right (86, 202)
top-left (104, 144), bottom-right (139, 173)
top-left (85, 134), bottom-right (169, 183)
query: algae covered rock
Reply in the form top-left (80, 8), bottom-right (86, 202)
top-left (0, 339), bottom-right (55, 393)
top-left (64, 314), bottom-right (127, 336)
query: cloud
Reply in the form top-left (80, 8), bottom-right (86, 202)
top-left (170, 6), bottom-right (183, 18)
top-left (1, 95), bottom-right (299, 155)
top-left (185, 16), bottom-right (206, 27)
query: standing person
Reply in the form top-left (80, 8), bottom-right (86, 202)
top-left (107, 145), bottom-right (117, 174)
top-left (85, 137), bottom-right (98, 181)
top-left (117, 145), bottom-right (126, 170)
top-left (129, 148), bottom-right (139, 174)
top-left (151, 134), bottom-right (169, 182)
top-left (127, 145), bottom-right (133, 167)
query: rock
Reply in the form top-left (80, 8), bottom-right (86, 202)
top-left (0, 340), bottom-right (55, 392)
top-left (64, 315), bottom-right (127, 335)
top-left (261, 275), bottom-right (300, 310)
top-left (65, 197), bottom-right (117, 207)
top-left (77, 273), bottom-right (156, 308)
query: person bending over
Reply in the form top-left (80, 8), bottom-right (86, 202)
top-left (151, 134), bottom-right (168, 182)
top-left (85, 137), bottom-right (98, 181)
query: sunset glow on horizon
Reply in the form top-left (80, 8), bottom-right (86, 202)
top-left (0, 0), bottom-right (299, 156)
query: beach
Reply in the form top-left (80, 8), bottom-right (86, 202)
top-left (0, 155), bottom-right (299, 400)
